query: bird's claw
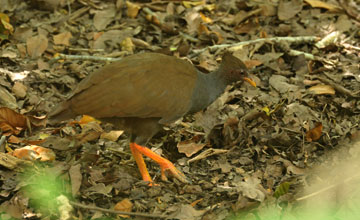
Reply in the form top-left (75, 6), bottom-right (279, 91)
top-left (159, 160), bottom-right (189, 183)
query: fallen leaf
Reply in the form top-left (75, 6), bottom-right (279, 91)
top-left (0, 85), bottom-right (18, 109)
top-left (269, 75), bottom-right (300, 94)
top-left (100, 130), bottom-right (124, 141)
top-left (69, 115), bottom-right (99, 126)
top-left (244, 59), bottom-right (263, 69)
top-left (177, 140), bottom-right (206, 157)
top-left (121, 37), bottom-right (135, 53)
top-left (12, 81), bottom-right (27, 98)
top-left (278, 0), bottom-right (303, 21)
top-left (69, 164), bottom-right (82, 196)
top-left (114, 198), bottom-right (133, 218)
top-left (93, 7), bottom-right (116, 30)
top-left (9, 145), bottom-right (55, 161)
top-left (168, 204), bottom-right (205, 220)
top-left (8, 135), bottom-right (21, 144)
top-left (308, 84), bottom-right (335, 95)
top-left (42, 136), bottom-right (72, 151)
top-left (53, 32), bottom-right (73, 46)
top-left (274, 182), bottom-right (291, 198)
top-left (76, 121), bottom-right (103, 143)
top-left (183, 1), bottom-right (204, 8)
top-left (306, 122), bottom-right (323, 142)
top-left (26, 34), bottom-right (48, 58)
top-left (199, 12), bottom-right (212, 23)
top-left (126, 1), bottom-right (141, 18)
top-left (190, 198), bottom-right (203, 207)
top-left (0, 13), bottom-right (13, 41)
top-left (304, 0), bottom-right (342, 11)
top-left (0, 107), bottom-right (28, 135)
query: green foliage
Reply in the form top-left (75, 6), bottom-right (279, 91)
top-left (274, 182), bottom-right (291, 199)
top-left (20, 166), bottom-right (71, 217)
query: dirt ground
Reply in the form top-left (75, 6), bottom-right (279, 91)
top-left (0, 0), bottom-right (360, 219)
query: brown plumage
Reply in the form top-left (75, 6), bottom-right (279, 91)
top-left (49, 52), bottom-right (255, 184)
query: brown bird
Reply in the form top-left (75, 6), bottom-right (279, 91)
top-left (49, 52), bottom-right (256, 184)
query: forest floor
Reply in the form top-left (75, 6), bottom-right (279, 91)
top-left (0, 0), bottom-right (360, 219)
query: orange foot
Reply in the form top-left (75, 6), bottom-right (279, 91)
top-left (129, 142), bottom-right (188, 185)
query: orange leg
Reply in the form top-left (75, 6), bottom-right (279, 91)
top-left (130, 142), bottom-right (188, 183)
top-left (130, 143), bottom-right (152, 183)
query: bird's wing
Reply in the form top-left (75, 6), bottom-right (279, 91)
top-left (68, 53), bottom-right (197, 123)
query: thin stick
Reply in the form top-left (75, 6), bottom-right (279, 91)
top-left (50, 54), bottom-right (122, 63)
top-left (296, 174), bottom-right (360, 202)
top-left (317, 75), bottom-right (358, 98)
top-left (191, 36), bottom-right (319, 56)
top-left (69, 201), bottom-right (167, 219)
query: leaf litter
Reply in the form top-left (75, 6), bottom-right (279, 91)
top-left (0, 0), bottom-right (360, 219)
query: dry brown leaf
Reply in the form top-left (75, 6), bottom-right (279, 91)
top-left (93, 32), bottom-right (103, 41)
top-left (126, 1), bottom-right (141, 18)
top-left (77, 130), bottom-right (101, 143)
top-left (244, 60), bottom-right (263, 69)
top-left (304, 0), bottom-right (341, 11)
top-left (27, 115), bottom-right (47, 127)
top-left (212, 30), bottom-right (224, 44)
top-left (303, 79), bottom-right (321, 86)
top-left (12, 81), bottom-right (27, 98)
top-left (183, 1), bottom-right (204, 8)
top-left (198, 23), bottom-right (210, 35)
top-left (69, 164), bottom-right (82, 196)
top-left (199, 12), bottom-right (212, 23)
top-left (114, 198), bottom-right (133, 218)
top-left (100, 130), bottom-right (124, 141)
top-left (93, 7), bottom-right (116, 30)
top-left (22, 139), bottom-right (46, 145)
top-left (121, 37), bottom-right (135, 53)
top-left (26, 34), bottom-right (48, 58)
top-left (278, 0), bottom-right (303, 21)
top-left (9, 145), bottom-right (55, 161)
top-left (306, 122), bottom-right (323, 142)
top-left (69, 115), bottom-right (100, 126)
top-left (234, 21), bottom-right (259, 34)
top-left (0, 107), bottom-right (28, 135)
top-left (177, 140), bottom-right (206, 157)
top-left (190, 198), bottom-right (203, 207)
top-left (308, 84), bottom-right (335, 95)
top-left (53, 32), bottom-right (73, 46)
top-left (8, 135), bottom-right (21, 144)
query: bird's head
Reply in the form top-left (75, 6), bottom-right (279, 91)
top-left (219, 52), bottom-right (256, 87)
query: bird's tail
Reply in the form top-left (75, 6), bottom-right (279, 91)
top-left (47, 101), bottom-right (76, 125)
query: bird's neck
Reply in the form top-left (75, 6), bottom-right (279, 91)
top-left (188, 70), bottom-right (228, 113)
top-left (206, 70), bottom-right (229, 97)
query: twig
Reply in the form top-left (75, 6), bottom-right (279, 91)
top-left (342, 43), bottom-right (360, 52)
top-left (69, 201), bottom-right (167, 218)
top-left (279, 43), bottom-right (324, 61)
top-left (317, 75), bottom-right (359, 98)
top-left (179, 32), bottom-right (200, 43)
top-left (50, 54), bottom-right (122, 63)
top-left (339, 0), bottom-right (360, 22)
top-left (315, 31), bottom-right (340, 48)
top-left (188, 148), bottom-right (228, 163)
top-left (287, 49), bottom-right (316, 60)
top-left (0, 135), bottom-right (6, 148)
top-left (68, 6), bottom-right (91, 24)
top-left (190, 36), bottom-right (319, 57)
top-left (296, 174), bottom-right (360, 201)
top-left (67, 48), bottom-right (104, 53)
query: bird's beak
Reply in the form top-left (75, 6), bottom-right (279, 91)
top-left (243, 77), bottom-right (256, 87)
